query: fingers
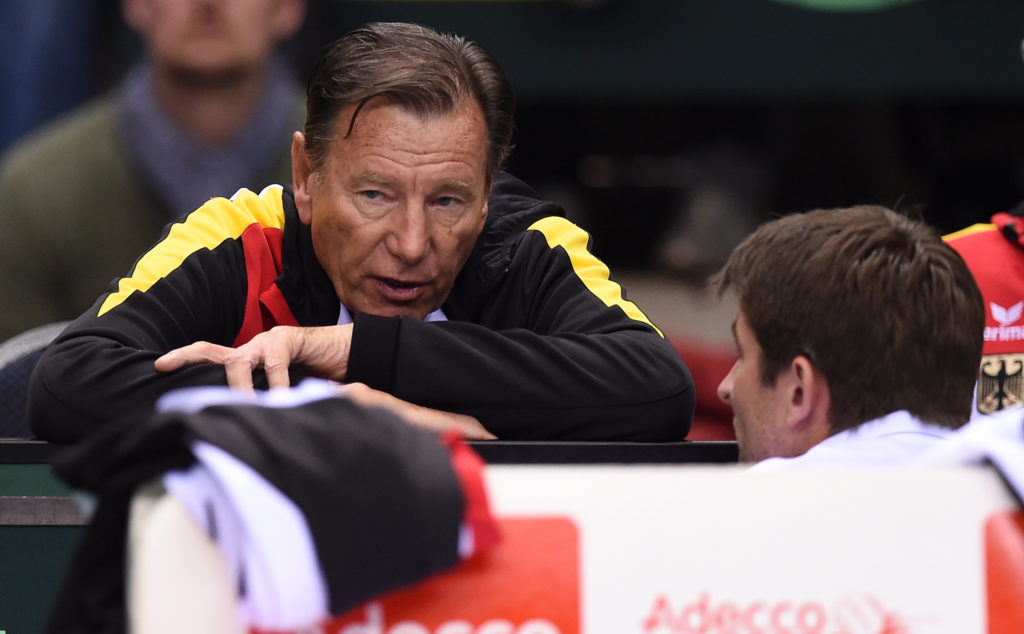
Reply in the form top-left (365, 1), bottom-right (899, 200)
top-left (154, 337), bottom-right (291, 391)
top-left (155, 326), bottom-right (351, 393)
top-left (253, 328), bottom-right (297, 389)
top-left (157, 346), bottom-right (496, 439)
top-left (342, 382), bottom-right (385, 406)
top-left (451, 415), bottom-right (496, 440)
top-left (343, 384), bottom-right (496, 439)
top-left (224, 359), bottom-right (257, 392)
top-left (155, 341), bottom-right (233, 372)
top-left (262, 354), bottom-right (292, 390)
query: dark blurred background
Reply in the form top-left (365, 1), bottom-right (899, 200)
top-left (4, 0), bottom-right (1024, 270)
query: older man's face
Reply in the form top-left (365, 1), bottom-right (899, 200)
top-left (292, 99), bottom-right (490, 319)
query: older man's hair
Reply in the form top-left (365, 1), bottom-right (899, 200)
top-left (303, 21), bottom-right (515, 185)
top-left (711, 205), bottom-right (984, 432)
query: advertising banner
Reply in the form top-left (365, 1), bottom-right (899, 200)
top-left (312, 466), bottom-right (1020, 634)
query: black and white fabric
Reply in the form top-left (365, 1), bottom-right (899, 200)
top-left (45, 379), bottom-right (492, 633)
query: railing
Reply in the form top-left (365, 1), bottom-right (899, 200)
top-left (0, 438), bottom-right (738, 527)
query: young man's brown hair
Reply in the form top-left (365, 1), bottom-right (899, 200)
top-left (712, 205), bottom-right (985, 432)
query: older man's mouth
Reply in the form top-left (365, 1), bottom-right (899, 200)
top-left (376, 277), bottom-right (427, 300)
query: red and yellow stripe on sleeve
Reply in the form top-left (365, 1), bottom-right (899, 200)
top-left (98, 186), bottom-right (288, 316)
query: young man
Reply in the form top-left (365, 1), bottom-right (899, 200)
top-left (29, 22), bottom-right (695, 444)
top-left (713, 205), bottom-right (985, 469)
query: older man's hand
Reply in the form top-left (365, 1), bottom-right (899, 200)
top-left (343, 382), bottom-right (496, 440)
top-left (154, 325), bottom-right (353, 390)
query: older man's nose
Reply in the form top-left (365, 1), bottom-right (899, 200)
top-left (386, 205), bottom-right (430, 263)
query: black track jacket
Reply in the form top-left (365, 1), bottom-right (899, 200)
top-left (29, 172), bottom-right (695, 443)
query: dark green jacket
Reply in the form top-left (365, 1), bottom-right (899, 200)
top-left (0, 95), bottom-right (302, 340)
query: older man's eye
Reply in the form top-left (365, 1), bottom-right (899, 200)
top-left (436, 196), bottom-right (460, 208)
top-left (361, 190), bottom-right (383, 201)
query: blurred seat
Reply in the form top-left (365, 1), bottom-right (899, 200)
top-left (0, 321), bottom-right (69, 438)
top-left (670, 336), bottom-right (737, 440)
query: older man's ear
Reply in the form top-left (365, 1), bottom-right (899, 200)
top-left (291, 131), bottom-right (314, 226)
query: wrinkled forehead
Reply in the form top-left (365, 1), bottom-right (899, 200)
top-left (333, 98), bottom-right (489, 173)
top-left (338, 91), bottom-right (480, 137)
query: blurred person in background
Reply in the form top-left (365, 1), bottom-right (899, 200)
top-left (940, 39), bottom-right (1024, 419)
top-left (0, 0), bottom-right (306, 341)
top-left (945, 201), bottom-right (1024, 418)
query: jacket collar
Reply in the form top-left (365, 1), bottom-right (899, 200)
top-left (275, 186), bottom-right (341, 326)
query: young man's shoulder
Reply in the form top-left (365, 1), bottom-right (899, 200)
top-left (750, 412), bottom-right (955, 472)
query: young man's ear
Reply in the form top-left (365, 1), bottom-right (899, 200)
top-left (782, 355), bottom-right (832, 448)
top-left (291, 132), bottom-right (314, 226)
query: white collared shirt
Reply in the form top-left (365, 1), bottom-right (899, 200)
top-left (750, 410), bottom-right (955, 472)
top-left (336, 303), bottom-right (447, 325)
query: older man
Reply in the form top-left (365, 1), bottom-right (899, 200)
top-left (29, 22), bottom-right (695, 443)
top-left (713, 205), bottom-right (985, 469)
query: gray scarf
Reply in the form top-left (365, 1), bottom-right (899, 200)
top-left (116, 57), bottom-right (300, 220)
